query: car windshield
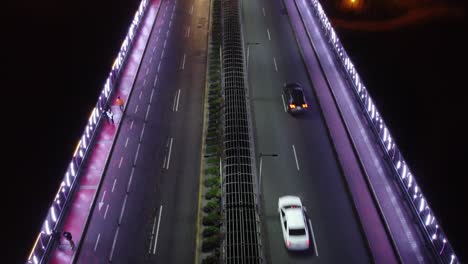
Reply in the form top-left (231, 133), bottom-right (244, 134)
top-left (283, 205), bottom-right (301, 209)
top-left (291, 89), bottom-right (305, 103)
top-left (289, 228), bottom-right (306, 236)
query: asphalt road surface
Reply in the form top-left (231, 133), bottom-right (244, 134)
top-left (76, 0), bottom-right (209, 262)
top-left (241, 0), bottom-right (373, 262)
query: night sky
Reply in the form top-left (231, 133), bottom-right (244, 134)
top-left (4, 0), bottom-right (467, 262)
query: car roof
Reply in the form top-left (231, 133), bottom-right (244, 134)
top-left (285, 208), bottom-right (306, 229)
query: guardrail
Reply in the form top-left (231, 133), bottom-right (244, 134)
top-left (305, 0), bottom-right (459, 263)
top-left (26, 0), bottom-right (149, 263)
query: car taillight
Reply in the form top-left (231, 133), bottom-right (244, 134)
top-left (289, 104), bottom-right (296, 109)
top-left (302, 103), bottom-right (308, 108)
top-left (306, 239), bottom-right (310, 246)
top-left (287, 241), bottom-right (291, 247)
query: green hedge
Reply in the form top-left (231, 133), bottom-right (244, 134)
top-left (201, 250), bottom-right (220, 263)
top-left (202, 211), bottom-right (221, 226)
top-left (201, 234), bottom-right (221, 252)
top-left (202, 226), bottom-right (220, 237)
top-left (203, 199), bottom-right (220, 213)
top-left (206, 186), bottom-right (221, 200)
top-left (205, 166), bottom-right (218, 175)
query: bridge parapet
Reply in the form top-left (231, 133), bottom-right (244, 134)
top-left (26, 0), bottom-right (149, 263)
top-left (305, 0), bottom-right (459, 263)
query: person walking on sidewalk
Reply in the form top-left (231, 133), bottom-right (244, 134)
top-left (116, 96), bottom-right (124, 112)
top-left (62, 231), bottom-right (75, 250)
top-left (105, 108), bottom-right (114, 124)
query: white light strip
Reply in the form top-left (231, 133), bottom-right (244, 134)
top-left (65, 172), bottom-right (71, 187)
top-left (70, 161), bottom-right (75, 177)
top-left (425, 214), bottom-right (431, 226)
top-left (419, 198), bottom-right (425, 212)
top-left (51, 206), bottom-right (57, 222)
top-left (44, 220), bottom-right (51, 235)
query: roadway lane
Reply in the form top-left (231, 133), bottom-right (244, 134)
top-left (76, 0), bottom-right (209, 262)
top-left (242, 0), bottom-right (372, 262)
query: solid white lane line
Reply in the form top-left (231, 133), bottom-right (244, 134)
top-left (309, 219), bottom-right (319, 257)
top-left (134, 144), bottom-right (141, 165)
top-left (130, 120), bottom-right (134, 130)
top-left (267, 28), bottom-right (271, 40)
top-left (94, 234), bottom-right (101, 251)
top-left (161, 49), bottom-right (165, 59)
top-left (98, 191), bottom-right (106, 211)
top-left (112, 179), bottom-right (117, 192)
top-left (109, 227), bottom-right (119, 261)
top-left (262, 7), bottom-right (265, 16)
top-left (181, 54), bottom-right (186, 70)
top-left (150, 88), bottom-right (155, 103)
top-left (273, 57), bottom-right (278, 72)
top-left (139, 90), bottom-right (143, 100)
top-left (119, 195), bottom-right (128, 224)
top-left (143, 79), bottom-right (147, 86)
top-left (149, 56), bottom-right (153, 63)
top-left (104, 204), bottom-right (109, 219)
top-left (125, 137), bottom-right (129, 148)
top-left (172, 92), bottom-right (177, 111)
top-left (146, 68), bottom-right (149, 75)
top-left (134, 104), bottom-right (139, 113)
top-left (166, 138), bottom-right (174, 169)
top-left (292, 145), bottom-right (300, 170)
top-left (281, 94), bottom-right (287, 112)
top-left (153, 75), bottom-right (158, 87)
top-left (145, 104), bottom-right (151, 121)
top-left (175, 89), bottom-right (181, 112)
top-left (162, 155), bottom-right (167, 169)
top-left (118, 157), bottom-right (123, 168)
top-left (164, 39), bottom-right (167, 48)
top-left (152, 205), bottom-right (163, 254)
top-left (149, 209), bottom-right (158, 253)
top-left (190, 5), bottom-right (194, 14)
top-left (128, 167), bottom-right (135, 192)
top-left (140, 123), bottom-right (146, 142)
top-left (158, 61), bottom-right (161, 72)
top-left (152, 46), bottom-right (156, 53)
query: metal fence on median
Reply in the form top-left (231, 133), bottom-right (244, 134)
top-left (304, 0), bottom-right (459, 262)
top-left (26, 0), bottom-right (149, 263)
top-left (221, 0), bottom-right (263, 262)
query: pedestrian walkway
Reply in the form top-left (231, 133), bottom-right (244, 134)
top-left (48, 1), bottom-right (161, 263)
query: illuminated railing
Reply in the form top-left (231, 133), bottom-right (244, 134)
top-left (303, 0), bottom-right (459, 263)
top-left (26, 0), bottom-right (149, 263)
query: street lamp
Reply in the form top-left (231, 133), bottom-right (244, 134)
top-left (258, 153), bottom-right (278, 196)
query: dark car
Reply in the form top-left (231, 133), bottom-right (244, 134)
top-left (283, 83), bottom-right (308, 114)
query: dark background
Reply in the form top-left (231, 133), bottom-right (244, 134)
top-left (3, 0), bottom-right (467, 262)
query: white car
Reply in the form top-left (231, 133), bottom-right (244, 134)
top-left (278, 196), bottom-right (309, 250)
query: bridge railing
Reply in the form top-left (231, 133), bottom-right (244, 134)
top-left (305, 0), bottom-right (459, 263)
top-left (26, 0), bottom-right (149, 263)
